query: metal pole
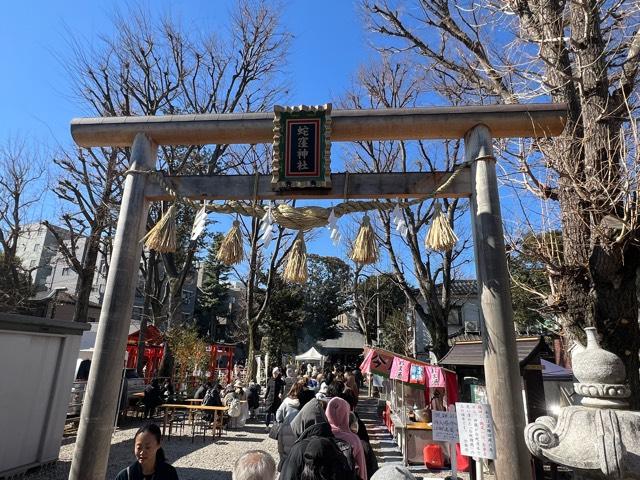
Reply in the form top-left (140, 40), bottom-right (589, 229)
top-left (70, 133), bottom-right (156, 480)
top-left (465, 124), bottom-right (533, 480)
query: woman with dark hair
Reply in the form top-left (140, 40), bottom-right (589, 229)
top-left (115, 423), bottom-right (179, 480)
top-left (300, 438), bottom-right (351, 480)
top-left (275, 382), bottom-right (305, 424)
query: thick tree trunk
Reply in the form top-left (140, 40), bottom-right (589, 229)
top-left (167, 279), bottom-right (184, 328)
top-left (72, 235), bottom-right (100, 323)
top-left (158, 341), bottom-right (174, 379)
top-left (591, 247), bottom-right (640, 408)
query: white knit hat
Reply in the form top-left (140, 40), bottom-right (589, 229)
top-left (370, 465), bottom-right (417, 480)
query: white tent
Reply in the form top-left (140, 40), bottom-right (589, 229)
top-left (295, 347), bottom-right (326, 366)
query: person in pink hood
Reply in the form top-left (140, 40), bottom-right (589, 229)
top-left (325, 397), bottom-right (367, 480)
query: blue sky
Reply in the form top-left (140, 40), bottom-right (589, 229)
top-left (1, 0), bottom-right (483, 280)
top-left (0, 0), bottom-right (370, 146)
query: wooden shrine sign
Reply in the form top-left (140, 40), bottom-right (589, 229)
top-left (272, 104), bottom-right (332, 190)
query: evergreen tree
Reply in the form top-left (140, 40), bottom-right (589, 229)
top-left (300, 255), bottom-right (352, 343)
top-left (196, 233), bottom-right (232, 341)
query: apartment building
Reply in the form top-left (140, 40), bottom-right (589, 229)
top-left (17, 222), bottom-right (198, 322)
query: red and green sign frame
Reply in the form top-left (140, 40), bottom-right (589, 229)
top-left (272, 104), bottom-right (332, 190)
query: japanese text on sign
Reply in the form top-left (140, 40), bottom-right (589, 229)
top-left (456, 402), bottom-right (497, 459)
top-left (285, 119), bottom-right (320, 176)
top-left (432, 411), bottom-right (459, 443)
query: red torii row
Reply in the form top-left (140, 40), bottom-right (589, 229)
top-left (125, 325), bottom-right (235, 384)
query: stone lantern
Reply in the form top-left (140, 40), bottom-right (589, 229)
top-left (524, 327), bottom-right (640, 479)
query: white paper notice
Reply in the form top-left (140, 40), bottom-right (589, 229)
top-left (432, 410), bottom-right (459, 443)
top-left (455, 402), bottom-right (497, 459)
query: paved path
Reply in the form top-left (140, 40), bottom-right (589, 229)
top-left (357, 395), bottom-right (470, 479)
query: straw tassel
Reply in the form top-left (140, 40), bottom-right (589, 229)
top-left (283, 231), bottom-right (308, 283)
top-left (142, 204), bottom-right (177, 253)
top-left (216, 220), bottom-right (244, 266)
top-left (425, 202), bottom-right (458, 251)
top-left (350, 214), bottom-right (379, 264)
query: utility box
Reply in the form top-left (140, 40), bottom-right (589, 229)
top-left (0, 313), bottom-right (89, 477)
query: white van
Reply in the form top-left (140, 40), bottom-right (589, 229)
top-left (67, 350), bottom-right (145, 417)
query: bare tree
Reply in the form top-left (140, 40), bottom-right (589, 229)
top-left (229, 144), bottom-right (290, 382)
top-left (54, 0), bottom-right (289, 335)
top-left (343, 59), bottom-right (470, 358)
top-left (0, 139), bottom-right (45, 312)
top-left (45, 147), bottom-right (124, 322)
top-left (364, 0), bottom-right (640, 406)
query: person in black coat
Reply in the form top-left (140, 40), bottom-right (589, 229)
top-left (247, 382), bottom-right (261, 419)
top-left (193, 381), bottom-right (211, 400)
top-left (264, 367), bottom-right (285, 429)
top-left (280, 422), bottom-right (356, 480)
top-left (143, 379), bottom-right (163, 419)
top-left (115, 423), bottom-right (178, 480)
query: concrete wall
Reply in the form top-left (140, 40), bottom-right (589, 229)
top-left (16, 223), bottom-right (63, 291)
top-left (0, 314), bottom-right (89, 476)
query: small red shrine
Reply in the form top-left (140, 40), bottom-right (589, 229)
top-left (125, 325), bottom-right (235, 383)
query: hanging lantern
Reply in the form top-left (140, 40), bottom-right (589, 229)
top-left (142, 204), bottom-right (177, 253)
top-left (350, 214), bottom-right (379, 264)
top-left (425, 201), bottom-right (458, 251)
top-left (283, 231), bottom-right (308, 283)
top-left (216, 220), bottom-right (244, 266)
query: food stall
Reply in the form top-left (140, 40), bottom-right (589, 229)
top-left (361, 347), bottom-right (459, 465)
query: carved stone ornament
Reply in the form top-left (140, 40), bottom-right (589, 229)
top-left (525, 328), bottom-right (640, 479)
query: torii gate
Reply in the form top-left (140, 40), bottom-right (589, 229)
top-left (68, 104), bottom-right (566, 480)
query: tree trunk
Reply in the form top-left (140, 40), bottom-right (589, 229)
top-left (135, 316), bottom-right (148, 376)
top-left (245, 321), bottom-right (258, 381)
top-left (167, 278), bottom-right (184, 329)
top-left (72, 234), bottom-right (100, 323)
top-left (413, 304), bottom-right (449, 360)
top-left (591, 247), bottom-right (640, 408)
top-left (158, 341), bottom-right (174, 379)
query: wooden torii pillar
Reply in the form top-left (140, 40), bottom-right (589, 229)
top-left (68, 104), bottom-right (565, 480)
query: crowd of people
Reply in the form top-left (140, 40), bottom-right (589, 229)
top-left (116, 423), bottom-right (421, 480)
top-left (256, 362), bottom-right (376, 480)
top-left (117, 362), bottom-right (426, 480)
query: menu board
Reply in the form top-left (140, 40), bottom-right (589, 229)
top-left (456, 402), bottom-right (497, 459)
top-left (431, 411), bottom-right (459, 443)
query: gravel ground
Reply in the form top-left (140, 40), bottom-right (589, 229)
top-left (23, 398), bottom-right (491, 480)
top-left (23, 416), bottom-right (278, 480)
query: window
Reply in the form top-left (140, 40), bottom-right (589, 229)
top-left (29, 260), bottom-right (36, 268)
top-left (448, 307), bottom-right (463, 326)
top-left (62, 267), bottom-right (70, 276)
top-left (33, 243), bottom-right (40, 252)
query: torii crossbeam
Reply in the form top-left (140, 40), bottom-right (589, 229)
top-left (68, 103), bottom-right (566, 480)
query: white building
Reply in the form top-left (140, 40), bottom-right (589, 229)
top-left (414, 279), bottom-right (482, 357)
top-left (17, 222), bottom-right (198, 322)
